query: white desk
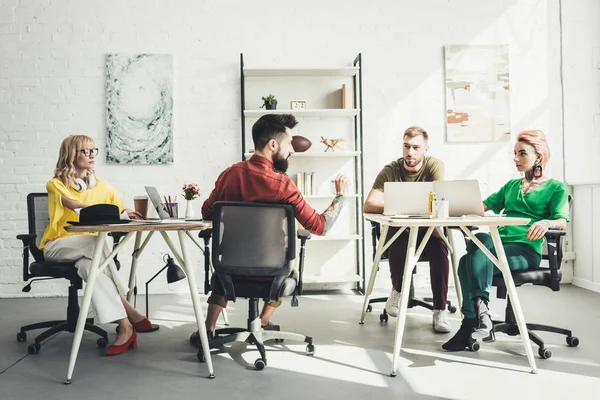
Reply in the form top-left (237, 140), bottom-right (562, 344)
top-left (362, 214), bottom-right (536, 376)
top-left (64, 221), bottom-right (214, 383)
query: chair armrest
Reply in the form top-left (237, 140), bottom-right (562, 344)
top-left (198, 228), bottom-right (213, 240)
top-left (198, 228), bottom-right (213, 294)
top-left (16, 234), bottom-right (35, 281)
top-left (17, 233), bottom-right (35, 245)
top-left (292, 229), bottom-right (312, 305)
top-left (544, 229), bottom-right (566, 291)
top-left (297, 229), bottom-right (311, 240)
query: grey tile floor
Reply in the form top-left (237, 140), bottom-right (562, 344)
top-left (0, 284), bottom-right (599, 400)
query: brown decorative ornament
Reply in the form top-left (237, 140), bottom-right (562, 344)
top-left (320, 136), bottom-right (345, 152)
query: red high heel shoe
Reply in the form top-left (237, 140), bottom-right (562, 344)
top-left (132, 317), bottom-right (159, 333)
top-left (104, 330), bottom-right (137, 356)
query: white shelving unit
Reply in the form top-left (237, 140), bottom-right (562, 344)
top-left (240, 53), bottom-right (366, 291)
top-left (244, 109), bottom-right (360, 118)
top-left (243, 67), bottom-right (359, 77)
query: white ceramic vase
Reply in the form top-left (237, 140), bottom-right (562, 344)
top-left (185, 199), bottom-right (195, 219)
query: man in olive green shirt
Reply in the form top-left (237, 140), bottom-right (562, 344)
top-left (363, 126), bottom-right (451, 333)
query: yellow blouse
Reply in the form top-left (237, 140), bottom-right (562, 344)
top-left (39, 177), bottom-right (124, 249)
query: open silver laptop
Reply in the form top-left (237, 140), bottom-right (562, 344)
top-left (433, 180), bottom-right (485, 217)
top-left (143, 186), bottom-right (203, 223)
top-left (383, 182), bottom-right (432, 218)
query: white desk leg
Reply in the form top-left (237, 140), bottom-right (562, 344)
top-left (390, 227), bottom-right (420, 377)
top-left (489, 226), bottom-right (538, 374)
top-left (360, 224), bottom-right (389, 324)
top-left (447, 230), bottom-right (463, 311)
top-left (177, 231), bottom-right (215, 378)
top-left (126, 232), bottom-right (143, 303)
top-left (65, 233), bottom-right (106, 384)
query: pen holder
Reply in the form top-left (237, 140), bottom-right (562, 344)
top-left (161, 202), bottom-right (178, 218)
top-left (431, 199), bottom-right (449, 219)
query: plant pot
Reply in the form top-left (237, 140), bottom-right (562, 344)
top-left (185, 199), bottom-right (195, 219)
top-left (264, 100), bottom-right (277, 110)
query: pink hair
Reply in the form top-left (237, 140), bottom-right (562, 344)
top-left (516, 130), bottom-right (550, 167)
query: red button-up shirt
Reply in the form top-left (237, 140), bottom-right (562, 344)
top-left (202, 154), bottom-right (326, 235)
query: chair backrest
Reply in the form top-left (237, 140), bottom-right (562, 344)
top-left (211, 201), bottom-right (296, 277)
top-left (27, 193), bottom-right (49, 262)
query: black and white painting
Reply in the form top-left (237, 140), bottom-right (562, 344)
top-left (106, 54), bottom-right (173, 164)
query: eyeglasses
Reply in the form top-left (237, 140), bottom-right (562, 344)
top-left (78, 148), bottom-right (99, 157)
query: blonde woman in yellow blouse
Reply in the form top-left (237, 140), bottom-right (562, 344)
top-left (40, 135), bottom-right (155, 356)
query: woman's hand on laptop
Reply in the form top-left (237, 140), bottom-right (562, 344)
top-left (125, 208), bottom-right (144, 220)
top-left (334, 174), bottom-right (350, 196)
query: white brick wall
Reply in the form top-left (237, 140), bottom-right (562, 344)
top-left (0, 0), bottom-right (581, 297)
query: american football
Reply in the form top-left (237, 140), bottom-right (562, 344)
top-left (292, 135), bottom-right (312, 152)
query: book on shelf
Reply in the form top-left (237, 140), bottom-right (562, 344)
top-left (341, 84), bottom-right (353, 109)
top-left (295, 172), bottom-right (315, 195)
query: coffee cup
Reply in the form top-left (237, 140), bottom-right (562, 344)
top-left (133, 195), bottom-right (149, 219)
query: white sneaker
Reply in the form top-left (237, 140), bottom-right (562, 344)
top-left (384, 289), bottom-right (401, 317)
top-left (433, 309), bottom-right (451, 333)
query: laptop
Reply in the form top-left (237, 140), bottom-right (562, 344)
top-left (433, 180), bottom-right (485, 217)
top-left (383, 182), bottom-right (432, 218)
top-left (141, 186), bottom-right (203, 223)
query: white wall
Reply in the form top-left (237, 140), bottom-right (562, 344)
top-left (562, 0), bottom-right (600, 293)
top-left (0, 0), bottom-right (575, 297)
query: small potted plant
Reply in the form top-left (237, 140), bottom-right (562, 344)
top-left (182, 183), bottom-right (201, 219)
top-left (260, 94), bottom-right (278, 110)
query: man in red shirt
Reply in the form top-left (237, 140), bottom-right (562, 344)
top-left (202, 113), bottom-right (350, 335)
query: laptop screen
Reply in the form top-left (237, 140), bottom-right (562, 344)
top-left (144, 186), bottom-right (171, 219)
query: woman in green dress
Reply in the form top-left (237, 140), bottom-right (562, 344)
top-left (443, 130), bottom-right (569, 351)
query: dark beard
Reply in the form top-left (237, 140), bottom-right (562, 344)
top-left (273, 155), bottom-right (289, 173)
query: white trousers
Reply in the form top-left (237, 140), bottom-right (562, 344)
top-left (44, 235), bottom-right (129, 324)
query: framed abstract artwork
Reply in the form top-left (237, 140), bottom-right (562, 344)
top-left (106, 54), bottom-right (173, 164)
top-left (444, 45), bottom-right (510, 142)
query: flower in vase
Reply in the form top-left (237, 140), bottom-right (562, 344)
top-left (182, 183), bottom-right (201, 200)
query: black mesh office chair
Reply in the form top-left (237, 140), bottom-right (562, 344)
top-left (367, 221), bottom-right (457, 322)
top-left (483, 227), bottom-right (579, 359)
top-left (16, 193), bottom-right (109, 354)
top-left (190, 201), bottom-right (314, 371)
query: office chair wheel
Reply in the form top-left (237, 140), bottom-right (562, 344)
top-left (28, 343), bottom-right (41, 354)
top-left (306, 344), bottom-right (315, 356)
top-left (254, 358), bottom-right (266, 371)
top-left (379, 313), bottom-right (388, 323)
top-left (448, 306), bottom-right (457, 314)
top-left (566, 336), bottom-right (579, 347)
top-left (96, 338), bottom-right (108, 349)
top-left (197, 350), bottom-right (205, 363)
top-left (539, 348), bottom-right (552, 359)
top-left (468, 341), bottom-right (480, 352)
top-left (367, 305), bottom-right (373, 312)
top-left (16, 332), bottom-right (27, 342)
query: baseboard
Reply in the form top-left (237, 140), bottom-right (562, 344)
top-left (572, 278), bottom-right (600, 293)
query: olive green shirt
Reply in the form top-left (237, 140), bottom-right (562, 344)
top-left (372, 156), bottom-right (445, 191)
top-left (483, 178), bottom-right (570, 255)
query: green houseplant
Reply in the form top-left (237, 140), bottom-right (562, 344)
top-left (260, 94), bottom-right (278, 110)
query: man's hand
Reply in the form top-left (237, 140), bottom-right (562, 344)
top-left (526, 220), bottom-right (550, 241)
top-left (334, 174), bottom-right (350, 195)
top-left (126, 209), bottom-right (144, 220)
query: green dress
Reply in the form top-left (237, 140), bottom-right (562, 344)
top-left (458, 178), bottom-right (570, 318)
